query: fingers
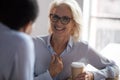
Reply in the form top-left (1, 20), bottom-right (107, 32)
top-left (49, 54), bottom-right (63, 77)
top-left (56, 56), bottom-right (62, 63)
top-left (58, 56), bottom-right (62, 62)
top-left (77, 72), bottom-right (86, 77)
top-left (75, 72), bottom-right (94, 80)
top-left (51, 54), bottom-right (62, 64)
top-left (51, 55), bottom-right (56, 63)
top-left (75, 72), bottom-right (89, 80)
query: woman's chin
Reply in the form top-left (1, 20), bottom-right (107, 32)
top-left (53, 32), bottom-right (64, 37)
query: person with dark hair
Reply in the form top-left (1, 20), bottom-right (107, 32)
top-left (33, 0), bottom-right (119, 80)
top-left (0, 0), bottom-right (38, 80)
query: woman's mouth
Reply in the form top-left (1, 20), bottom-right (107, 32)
top-left (54, 26), bottom-right (65, 31)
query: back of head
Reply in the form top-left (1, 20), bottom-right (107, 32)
top-left (0, 0), bottom-right (39, 30)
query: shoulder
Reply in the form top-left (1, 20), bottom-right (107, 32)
top-left (13, 32), bottom-right (34, 58)
top-left (74, 40), bottom-right (89, 48)
top-left (32, 35), bottom-right (48, 45)
top-left (12, 31), bottom-right (34, 47)
top-left (32, 35), bottom-right (49, 55)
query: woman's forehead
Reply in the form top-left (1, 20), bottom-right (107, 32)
top-left (50, 4), bottom-right (72, 17)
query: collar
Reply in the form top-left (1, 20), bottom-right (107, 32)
top-left (0, 22), bottom-right (11, 32)
top-left (46, 34), bottom-right (73, 56)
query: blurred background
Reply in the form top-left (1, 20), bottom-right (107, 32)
top-left (31, 0), bottom-right (120, 71)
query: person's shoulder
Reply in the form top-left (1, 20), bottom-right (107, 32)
top-left (33, 35), bottom-right (48, 40)
top-left (12, 31), bottom-right (33, 46)
top-left (76, 40), bottom-right (88, 47)
top-left (73, 40), bottom-right (89, 50)
top-left (32, 35), bottom-right (48, 44)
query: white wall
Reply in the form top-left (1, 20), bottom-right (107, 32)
top-left (31, 0), bottom-right (83, 37)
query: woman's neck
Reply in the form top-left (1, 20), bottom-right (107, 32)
top-left (50, 35), bottom-right (70, 55)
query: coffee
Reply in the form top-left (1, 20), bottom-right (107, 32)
top-left (71, 62), bottom-right (85, 80)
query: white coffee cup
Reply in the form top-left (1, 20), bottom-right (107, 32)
top-left (71, 62), bottom-right (85, 80)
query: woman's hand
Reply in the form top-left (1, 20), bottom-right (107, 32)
top-left (74, 72), bottom-right (94, 80)
top-left (49, 54), bottom-right (63, 78)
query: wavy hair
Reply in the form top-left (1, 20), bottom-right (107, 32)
top-left (48, 0), bottom-right (83, 42)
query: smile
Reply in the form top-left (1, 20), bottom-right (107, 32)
top-left (54, 26), bottom-right (65, 31)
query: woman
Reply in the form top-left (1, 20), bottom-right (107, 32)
top-left (33, 0), bottom-right (119, 80)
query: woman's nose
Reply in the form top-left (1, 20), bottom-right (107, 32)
top-left (56, 19), bottom-right (63, 25)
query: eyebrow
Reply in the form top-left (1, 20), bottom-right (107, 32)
top-left (50, 13), bottom-right (72, 18)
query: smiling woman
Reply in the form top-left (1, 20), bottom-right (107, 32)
top-left (33, 0), bottom-right (119, 80)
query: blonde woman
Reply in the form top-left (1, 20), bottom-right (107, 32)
top-left (33, 0), bottom-right (119, 80)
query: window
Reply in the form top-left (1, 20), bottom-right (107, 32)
top-left (83, 0), bottom-right (120, 73)
top-left (83, 0), bottom-right (120, 51)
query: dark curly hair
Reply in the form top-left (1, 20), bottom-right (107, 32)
top-left (0, 0), bottom-right (39, 30)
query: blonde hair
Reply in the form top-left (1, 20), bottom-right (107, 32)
top-left (48, 0), bottom-right (83, 42)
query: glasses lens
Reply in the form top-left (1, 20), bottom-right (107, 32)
top-left (50, 14), bottom-right (72, 25)
top-left (50, 14), bottom-right (59, 22)
top-left (61, 16), bottom-right (70, 25)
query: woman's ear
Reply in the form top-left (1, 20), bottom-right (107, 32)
top-left (19, 21), bottom-right (32, 34)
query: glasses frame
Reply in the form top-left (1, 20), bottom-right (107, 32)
top-left (49, 14), bottom-right (72, 25)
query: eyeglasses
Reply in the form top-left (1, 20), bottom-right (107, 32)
top-left (49, 14), bottom-right (72, 25)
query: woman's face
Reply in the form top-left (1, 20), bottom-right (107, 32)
top-left (50, 4), bottom-right (74, 38)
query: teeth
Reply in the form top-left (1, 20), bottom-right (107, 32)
top-left (55, 26), bottom-right (64, 31)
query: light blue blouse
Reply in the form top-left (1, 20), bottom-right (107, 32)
top-left (0, 23), bottom-right (35, 80)
top-left (33, 35), bottom-right (119, 80)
